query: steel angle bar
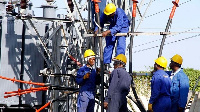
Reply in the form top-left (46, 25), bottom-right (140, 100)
top-left (120, 0), bottom-right (125, 9)
top-left (42, 25), bottom-right (53, 41)
top-left (132, 72), bottom-right (152, 76)
top-left (31, 17), bottom-right (72, 22)
top-left (74, 22), bottom-right (84, 54)
top-left (48, 86), bottom-right (79, 91)
top-left (60, 27), bottom-right (68, 66)
top-left (37, 44), bottom-right (51, 67)
top-left (21, 20), bottom-right (51, 67)
top-left (31, 17), bottom-right (87, 23)
top-left (44, 24), bottom-right (62, 44)
top-left (24, 19), bottom-right (61, 71)
top-left (136, 5), bottom-right (143, 18)
top-left (83, 32), bottom-right (183, 37)
top-left (72, 0), bottom-right (87, 32)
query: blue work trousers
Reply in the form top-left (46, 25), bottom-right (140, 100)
top-left (153, 96), bottom-right (171, 112)
top-left (107, 93), bottom-right (128, 112)
top-left (171, 102), bottom-right (184, 112)
top-left (77, 91), bottom-right (95, 112)
top-left (104, 36), bottom-right (126, 64)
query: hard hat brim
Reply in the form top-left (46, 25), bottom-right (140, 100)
top-left (112, 58), bottom-right (126, 65)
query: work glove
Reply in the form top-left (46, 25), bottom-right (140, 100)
top-left (83, 72), bottom-right (90, 79)
top-left (148, 103), bottom-right (153, 112)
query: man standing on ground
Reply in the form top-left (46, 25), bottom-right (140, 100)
top-left (104, 54), bottom-right (132, 112)
top-left (169, 54), bottom-right (189, 112)
top-left (148, 56), bottom-right (171, 112)
top-left (76, 49), bottom-right (101, 112)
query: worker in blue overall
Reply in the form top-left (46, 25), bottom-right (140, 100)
top-left (104, 54), bottom-right (132, 112)
top-left (95, 3), bottom-right (130, 70)
top-left (169, 54), bottom-right (189, 112)
top-left (76, 49), bottom-right (101, 112)
top-left (148, 56), bottom-right (171, 112)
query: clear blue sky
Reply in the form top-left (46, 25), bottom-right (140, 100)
top-left (30, 0), bottom-right (200, 71)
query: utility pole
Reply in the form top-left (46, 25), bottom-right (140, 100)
top-left (93, 0), bottom-right (104, 111)
top-left (129, 0), bottom-right (146, 112)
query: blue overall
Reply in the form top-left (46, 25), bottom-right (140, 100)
top-left (95, 8), bottom-right (130, 64)
top-left (170, 69), bottom-right (189, 112)
top-left (76, 65), bottom-right (101, 112)
top-left (105, 67), bottom-right (132, 112)
top-left (149, 70), bottom-right (171, 112)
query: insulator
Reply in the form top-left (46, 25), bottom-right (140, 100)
top-left (6, 4), bottom-right (14, 12)
top-left (46, 0), bottom-right (54, 2)
top-left (67, 0), bottom-right (74, 12)
top-left (20, 0), bottom-right (27, 9)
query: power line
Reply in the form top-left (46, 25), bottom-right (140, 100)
top-left (136, 0), bottom-right (192, 22)
top-left (133, 34), bottom-right (200, 53)
top-left (135, 0), bottom-right (153, 32)
top-left (141, 0), bottom-right (156, 7)
top-left (134, 27), bottom-right (200, 48)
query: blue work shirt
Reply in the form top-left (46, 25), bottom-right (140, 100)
top-left (95, 8), bottom-right (130, 39)
top-left (170, 69), bottom-right (189, 111)
top-left (149, 69), bottom-right (171, 112)
top-left (76, 65), bottom-right (101, 93)
top-left (105, 67), bottom-right (131, 103)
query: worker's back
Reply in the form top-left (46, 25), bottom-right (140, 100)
top-left (150, 69), bottom-right (171, 112)
top-left (109, 67), bottom-right (131, 95)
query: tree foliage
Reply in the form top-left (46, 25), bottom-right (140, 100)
top-left (183, 68), bottom-right (200, 91)
top-left (134, 67), bottom-right (200, 92)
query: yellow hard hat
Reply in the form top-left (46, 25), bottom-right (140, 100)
top-left (155, 56), bottom-right (167, 68)
top-left (171, 54), bottom-right (183, 65)
top-left (84, 49), bottom-right (95, 58)
top-left (112, 54), bottom-right (127, 64)
top-left (104, 3), bottom-right (116, 15)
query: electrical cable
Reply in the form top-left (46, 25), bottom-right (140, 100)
top-left (133, 34), bottom-right (200, 53)
top-left (134, 26), bottom-right (200, 48)
top-left (136, 0), bottom-right (192, 22)
top-left (141, 0), bottom-right (156, 7)
top-left (135, 0), bottom-right (153, 32)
